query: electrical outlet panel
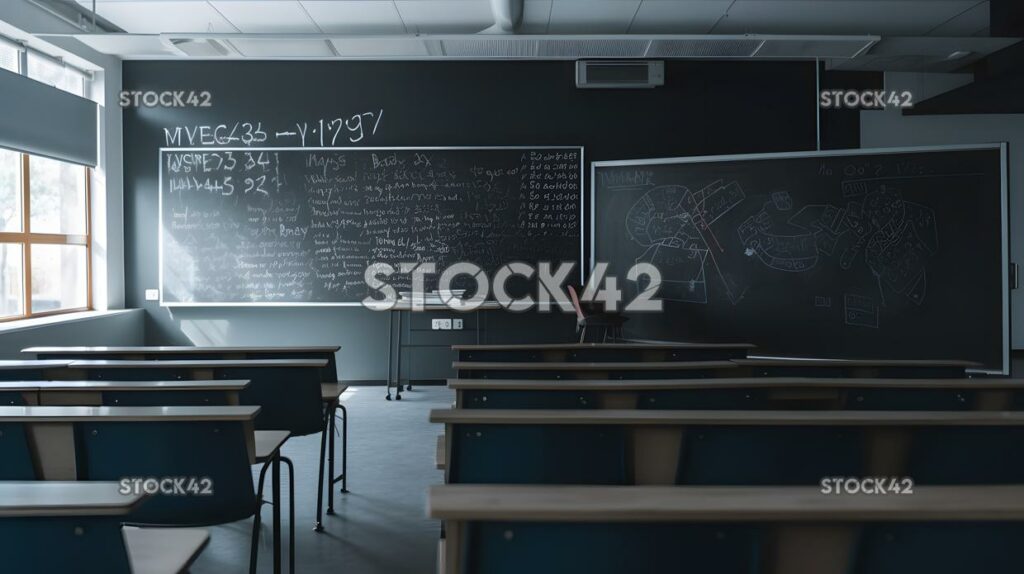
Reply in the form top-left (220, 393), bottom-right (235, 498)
top-left (145, 289), bottom-right (160, 301)
top-left (452, 318), bottom-right (464, 330)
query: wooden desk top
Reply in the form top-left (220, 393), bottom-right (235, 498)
top-left (0, 382), bottom-right (40, 391)
top-left (0, 360), bottom-right (70, 370)
top-left (452, 360), bottom-right (737, 371)
top-left (447, 377), bottom-right (1024, 390)
top-left (25, 345), bottom-right (340, 354)
top-left (321, 383), bottom-right (348, 402)
top-left (429, 408), bottom-right (1024, 426)
top-left (734, 358), bottom-right (982, 368)
top-left (33, 380), bottom-right (251, 391)
top-left (124, 526), bottom-right (210, 574)
top-left (428, 484), bottom-right (1024, 522)
top-left (0, 482), bottom-right (145, 517)
top-left (254, 430), bottom-right (291, 461)
top-left (0, 405), bottom-right (260, 422)
top-left (452, 342), bottom-right (755, 351)
top-left (68, 358), bottom-right (328, 369)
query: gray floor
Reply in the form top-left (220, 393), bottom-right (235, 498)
top-left (190, 385), bottom-right (451, 574)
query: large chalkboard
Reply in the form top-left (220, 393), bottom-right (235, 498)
top-left (593, 145), bottom-right (1008, 373)
top-left (160, 147), bottom-right (582, 305)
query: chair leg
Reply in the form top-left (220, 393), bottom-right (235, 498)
top-left (579, 326), bottom-right (587, 343)
top-left (333, 403), bottom-right (348, 493)
top-left (250, 460), bottom-right (272, 574)
top-left (314, 410), bottom-right (330, 532)
top-left (281, 456), bottom-right (296, 574)
top-left (327, 406), bottom-right (336, 515)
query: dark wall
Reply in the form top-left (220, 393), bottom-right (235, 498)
top-left (122, 60), bottom-right (817, 380)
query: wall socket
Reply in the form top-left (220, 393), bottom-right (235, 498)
top-left (145, 289), bottom-right (160, 301)
top-left (452, 318), bottom-right (464, 330)
top-left (431, 319), bottom-right (453, 330)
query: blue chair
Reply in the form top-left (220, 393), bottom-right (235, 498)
top-left (0, 516), bottom-right (133, 574)
top-left (850, 522), bottom-right (1024, 574)
top-left (461, 390), bottom-right (599, 409)
top-left (450, 424), bottom-right (628, 485)
top-left (0, 422), bottom-right (36, 480)
top-left (639, 389), bottom-right (772, 410)
top-left (677, 425), bottom-right (864, 485)
top-left (74, 419), bottom-right (279, 572)
top-left (843, 389), bottom-right (974, 411)
top-left (463, 521), bottom-right (761, 574)
top-left (906, 427), bottom-right (1024, 484)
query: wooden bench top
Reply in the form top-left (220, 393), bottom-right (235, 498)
top-left (0, 481), bottom-right (145, 517)
top-left (25, 345), bottom-right (340, 354)
top-left (68, 358), bottom-right (328, 369)
top-left (452, 343), bottom-right (755, 351)
top-left (428, 484), bottom-right (1024, 522)
top-left (30, 380), bottom-right (251, 391)
top-left (452, 360), bottom-right (737, 371)
top-left (436, 434), bottom-right (446, 471)
top-left (321, 382), bottom-right (348, 402)
top-left (0, 360), bottom-right (70, 370)
top-left (0, 405), bottom-right (260, 422)
top-left (447, 377), bottom-right (1024, 390)
top-left (734, 358), bottom-right (982, 368)
top-left (124, 526), bottom-right (210, 574)
top-left (254, 430), bottom-right (291, 462)
top-left (430, 408), bottom-right (1024, 426)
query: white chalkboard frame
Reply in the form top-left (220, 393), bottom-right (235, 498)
top-left (591, 143), bottom-right (1009, 375)
top-left (158, 145), bottom-right (585, 308)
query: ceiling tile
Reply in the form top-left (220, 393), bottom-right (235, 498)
top-left (228, 38), bottom-right (335, 57)
top-left (209, 1), bottom-right (318, 33)
top-left (716, 1), bottom-right (980, 36)
top-left (300, 0), bottom-right (407, 34)
top-left (86, 1), bottom-right (238, 34)
top-left (630, 1), bottom-right (731, 34)
top-left (394, 0), bottom-right (494, 34)
top-left (547, 0), bottom-right (641, 34)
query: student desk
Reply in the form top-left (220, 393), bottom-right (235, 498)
top-left (732, 358), bottom-right (982, 378)
top-left (365, 300), bottom-right (502, 401)
top-left (452, 360), bottom-right (738, 380)
top-left (448, 377), bottom-right (1024, 411)
top-left (30, 379), bottom-right (250, 406)
top-left (453, 342), bottom-right (755, 363)
top-left (26, 345), bottom-right (341, 383)
top-left (65, 359), bottom-right (346, 531)
top-left (431, 409), bottom-right (1024, 487)
top-left (0, 360), bottom-right (72, 381)
top-left (0, 481), bottom-right (210, 574)
top-left (0, 405), bottom-right (290, 573)
top-left (428, 484), bottom-right (1024, 574)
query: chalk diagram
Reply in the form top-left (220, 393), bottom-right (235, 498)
top-left (737, 180), bottom-right (938, 328)
top-left (622, 177), bottom-right (939, 328)
top-left (624, 181), bottom-right (746, 304)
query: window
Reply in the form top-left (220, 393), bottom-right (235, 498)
top-left (0, 151), bottom-right (90, 320)
top-left (27, 52), bottom-right (86, 97)
top-left (0, 41), bottom-right (18, 73)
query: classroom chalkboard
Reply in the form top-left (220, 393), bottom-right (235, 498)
top-left (592, 145), bottom-right (1008, 373)
top-left (159, 147), bottom-right (582, 305)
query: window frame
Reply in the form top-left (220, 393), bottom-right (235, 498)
top-left (0, 153), bottom-right (91, 321)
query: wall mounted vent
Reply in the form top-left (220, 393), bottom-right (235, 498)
top-left (576, 60), bottom-right (664, 89)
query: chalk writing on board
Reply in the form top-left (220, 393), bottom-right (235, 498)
top-left (162, 110), bottom-right (384, 148)
top-left (625, 181), bottom-right (746, 305)
top-left (160, 147), bottom-right (582, 304)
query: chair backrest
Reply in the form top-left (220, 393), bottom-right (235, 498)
top-left (0, 516), bottom-right (132, 574)
top-left (463, 521), bottom-right (760, 574)
top-left (639, 388), bottom-right (773, 410)
top-left (219, 367), bottom-right (324, 436)
top-left (75, 420), bottom-right (257, 526)
top-left (676, 425), bottom-right (865, 485)
top-left (907, 426), bottom-right (1024, 484)
top-left (0, 422), bottom-right (37, 480)
top-left (566, 284), bottom-right (586, 322)
top-left (850, 522), bottom-right (1024, 574)
top-left (461, 390), bottom-right (599, 409)
top-left (449, 424), bottom-right (628, 485)
top-left (843, 388), bottom-right (975, 411)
